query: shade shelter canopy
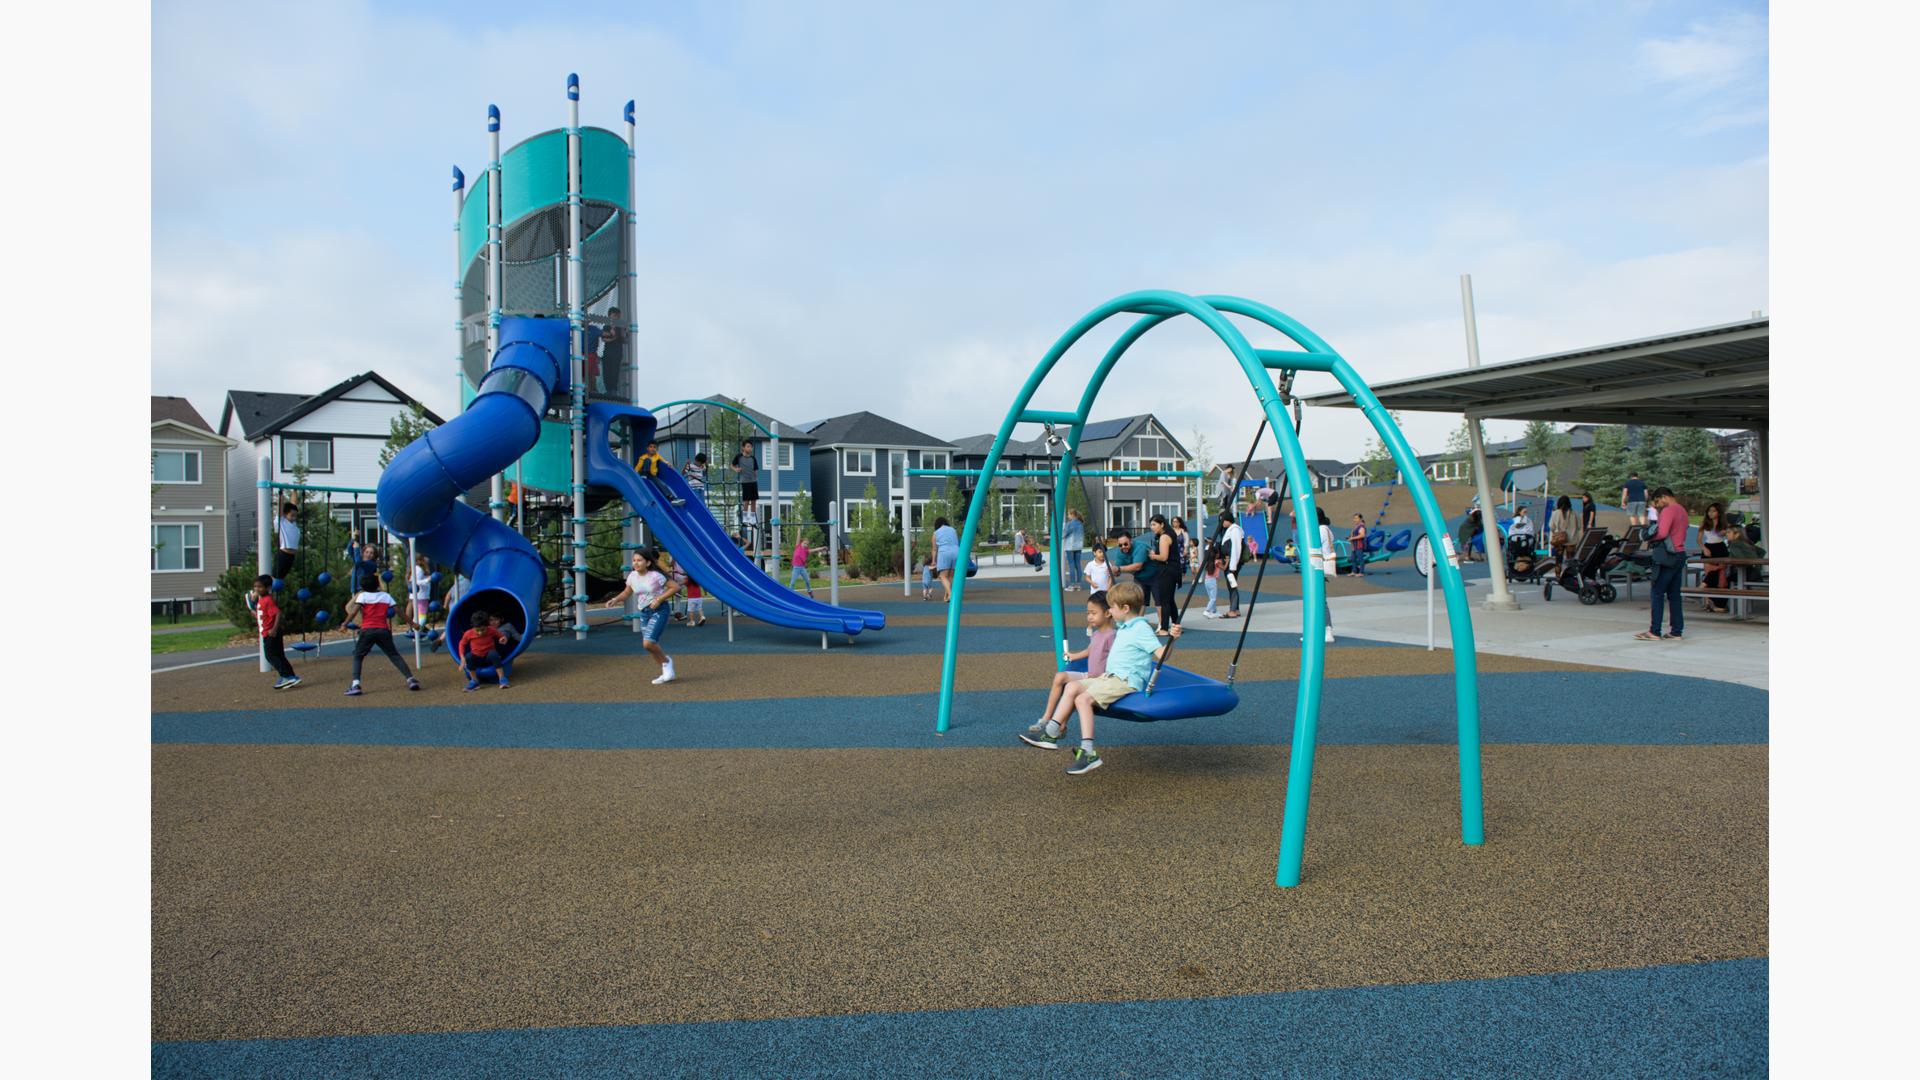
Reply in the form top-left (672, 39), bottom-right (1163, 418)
top-left (1298, 317), bottom-right (1768, 429)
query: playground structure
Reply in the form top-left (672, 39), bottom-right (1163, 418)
top-left (935, 290), bottom-right (1484, 887)
top-left (376, 77), bottom-right (882, 669)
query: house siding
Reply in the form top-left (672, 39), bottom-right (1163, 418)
top-left (152, 426), bottom-right (231, 607)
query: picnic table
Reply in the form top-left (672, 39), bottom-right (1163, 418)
top-left (1684, 557), bottom-right (1769, 619)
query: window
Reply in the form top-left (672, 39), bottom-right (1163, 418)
top-left (1117, 457), bottom-right (1140, 474)
top-left (1149, 501), bottom-right (1182, 522)
top-left (151, 449), bottom-right (201, 484)
top-left (281, 436), bottom-right (333, 473)
top-left (843, 499), bottom-right (878, 530)
top-left (777, 442), bottom-right (793, 469)
top-left (845, 449), bottom-right (876, 475)
top-left (889, 451), bottom-right (907, 491)
top-left (908, 501), bottom-right (931, 528)
top-left (921, 451), bottom-right (949, 473)
top-left (1430, 459), bottom-right (1471, 482)
top-left (1108, 502), bottom-right (1140, 530)
top-left (151, 523), bottom-right (203, 572)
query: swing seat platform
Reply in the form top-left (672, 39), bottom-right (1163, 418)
top-left (1064, 657), bottom-right (1239, 723)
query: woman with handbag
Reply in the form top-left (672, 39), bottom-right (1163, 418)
top-left (1548, 495), bottom-right (1578, 561)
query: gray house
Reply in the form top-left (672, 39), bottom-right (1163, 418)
top-left (1244, 456), bottom-right (1368, 494)
top-left (650, 394), bottom-right (818, 530)
top-left (798, 412), bottom-right (956, 531)
top-left (951, 414), bottom-right (1195, 534)
top-left (152, 396), bottom-right (237, 613)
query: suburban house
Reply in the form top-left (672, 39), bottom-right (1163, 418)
top-left (649, 394), bottom-right (817, 529)
top-left (799, 412), bottom-right (957, 531)
top-left (951, 414), bottom-right (1195, 535)
top-left (152, 396), bottom-right (237, 614)
top-left (218, 372), bottom-right (445, 564)
top-left (1240, 456), bottom-right (1369, 495)
top-left (1414, 423), bottom-right (1761, 494)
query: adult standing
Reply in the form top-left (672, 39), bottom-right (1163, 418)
top-left (1636, 487), bottom-right (1689, 642)
top-left (1172, 516), bottom-right (1192, 577)
top-left (1579, 492), bottom-right (1598, 534)
top-left (1621, 471), bottom-right (1649, 527)
top-left (1548, 496), bottom-right (1578, 562)
top-left (1213, 465), bottom-right (1237, 513)
top-left (1128, 526), bottom-right (1158, 619)
top-left (273, 502), bottom-right (301, 581)
top-left (1146, 514), bottom-right (1181, 635)
top-left (1216, 509), bottom-right (1245, 618)
top-left (930, 516), bottom-right (960, 603)
top-left (1062, 508), bottom-right (1086, 592)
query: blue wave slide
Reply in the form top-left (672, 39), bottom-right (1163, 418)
top-left (378, 315), bottom-right (882, 662)
top-left (584, 402), bottom-right (885, 636)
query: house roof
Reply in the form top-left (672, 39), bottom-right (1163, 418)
top-left (949, 433), bottom-right (1051, 459)
top-left (1302, 318), bottom-right (1768, 429)
top-left (1245, 455), bottom-right (1357, 480)
top-left (219, 372), bottom-right (445, 442)
top-left (152, 396), bottom-right (214, 433)
top-left (801, 411), bottom-right (955, 451)
top-left (1074, 414), bottom-right (1192, 463)
top-left (651, 394), bottom-right (817, 443)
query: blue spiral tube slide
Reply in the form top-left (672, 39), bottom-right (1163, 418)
top-left (377, 316), bottom-right (571, 662)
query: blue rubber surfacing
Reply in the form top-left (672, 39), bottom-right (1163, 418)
top-left (153, 957), bottom-right (1767, 1079)
top-left (152, 670), bottom-right (1768, 750)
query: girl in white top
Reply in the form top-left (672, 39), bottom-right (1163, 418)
top-left (605, 547), bottom-right (682, 684)
top-left (407, 556), bottom-right (433, 629)
top-left (1312, 506), bottom-right (1338, 644)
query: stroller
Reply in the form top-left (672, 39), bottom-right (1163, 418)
top-left (1504, 532), bottom-right (1548, 583)
top-left (1541, 526), bottom-right (1619, 604)
top-left (1597, 524), bottom-right (1651, 589)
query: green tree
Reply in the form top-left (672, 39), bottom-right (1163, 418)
top-left (1577, 425), bottom-right (1631, 498)
top-left (1630, 426), bottom-right (1666, 490)
top-left (1012, 477), bottom-right (1045, 542)
top-left (783, 484), bottom-right (822, 551)
top-left (1520, 420), bottom-right (1570, 487)
top-left (1358, 410), bottom-right (1405, 483)
top-left (379, 401), bottom-right (438, 468)
top-left (1442, 417), bottom-right (1481, 484)
top-left (1658, 427), bottom-right (1734, 511)
top-left (848, 480), bottom-right (899, 578)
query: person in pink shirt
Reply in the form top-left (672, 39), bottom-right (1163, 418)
top-left (1022, 591), bottom-right (1117, 744)
top-left (789, 535), bottom-right (814, 597)
top-left (1637, 487), bottom-right (1691, 642)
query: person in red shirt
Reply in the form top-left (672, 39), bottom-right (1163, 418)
top-left (1637, 487), bottom-right (1692, 642)
top-left (459, 611), bottom-right (511, 691)
top-left (344, 575), bottom-right (420, 696)
top-left (251, 574), bottom-right (300, 690)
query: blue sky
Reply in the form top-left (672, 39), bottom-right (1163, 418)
top-left (153, 0), bottom-right (1768, 460)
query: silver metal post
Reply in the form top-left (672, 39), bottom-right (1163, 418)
top-left (487, 105), bottom-right (506, 524)
top-left (828, 518), bottom-right (841, 609)
top-left (625, 514), bottom-right (640, 632)
top-left (770, 422), bottom-right (783, 582)
top-left (903, 518), bottom-right (912, 596)
top-left (625, 100), bottom-right (639, 405)
top-left (1427, 547), bottom-right (1436, 651)
top-left (257, 454), bottom-right (271, 673)
top-left (566, 75), bottom-right (589, 641)
top-left (410, 536), bottom-right (422, 668)
top-left (1460, 274), bottom-right (1516, 610)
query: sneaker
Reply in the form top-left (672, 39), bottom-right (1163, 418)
top-left (284, 676), bottom-right (302, 690)
top-left (272, 677), bottom-right (294, 690)
top-left (1065, 748), bottom-right (1104, 775)
top-left (1202, 610), bottom-right (1220, 619)
top-left (345, 684), bottom-right (363, 697)
top-left (1019, 730), bottom-right (1062, 749)
top-left (1325, 627), bottom-right (1336, 644)
top-left (652, 665), bottom-right (677, 685)
top-left (498, 677), bottom-right (511, 690)
top-left (464, 679), bottom-right (480, 692)
top-left (407, 678), bottom-right (422, 692)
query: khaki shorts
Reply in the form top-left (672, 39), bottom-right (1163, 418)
top-left (1082, 673), bottom-right (1138, 708)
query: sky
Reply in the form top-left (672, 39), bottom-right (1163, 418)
top-left (151, 0), bottom-right (1768, 462)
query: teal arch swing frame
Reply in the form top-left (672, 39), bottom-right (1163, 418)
top-left (935, 290), bottom-right (1485, 887)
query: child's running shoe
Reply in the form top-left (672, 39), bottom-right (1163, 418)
top-left (464, 678), bottom-right (481, 692)
top-left (498, 678), bottom-right (511, 690)
top-left (407, 678), bottom-right (422, 692)
top-left (272, 677), bottom-right (294, 690)
top-left (344, 683), bottom-right (363, 697)
top-left (283, 676), bottom-right (302, 690)
top-left (1065, 748), bottom-right (1103, 775)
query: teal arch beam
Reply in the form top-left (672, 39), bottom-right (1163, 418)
top-left (649, 398), bottom-right (776, 440)
top-left (936, 289), bottom-right (1482, 887)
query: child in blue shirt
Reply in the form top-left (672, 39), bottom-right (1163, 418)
top-left (1020, 582), bottom-right (1179, 775)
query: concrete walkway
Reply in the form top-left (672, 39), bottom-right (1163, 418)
top-left (1179, 575), bottom-right (1768, 690)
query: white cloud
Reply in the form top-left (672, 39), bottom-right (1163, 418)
top-left (1638, 11), bottom-right (1769, 133)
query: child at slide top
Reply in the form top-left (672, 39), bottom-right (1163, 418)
top-left (1022, 591), bottom-right (1115, 742)
top-left (344, 575), bottom-right (420, 696)
top-left (458, 611), bottom-right (511, 692)
top-left (1018, 582), bottom-right (1179, 776)
top-left (250, 574), bottom-right (301, 690)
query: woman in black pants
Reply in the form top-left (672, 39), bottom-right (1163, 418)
top-left (1147, 514), bottom-right (1182, 634)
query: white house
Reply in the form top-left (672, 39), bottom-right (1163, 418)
top-left (218, 372), bottom-right (444, 564)
top-left (152, 397), bottom-right (237, 613)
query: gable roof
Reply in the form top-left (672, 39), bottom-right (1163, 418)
top-left (949, 433), bottom-right (1051, 459)
top-left (651, 394), bottom-right (817, 443)
top-left (1245, 456), bottom-right (1358, 480)
top-left (803, 411), bottom-right (955, 451)
top-left (152, 396), bottom-right (214, 433)
top-left (219, 372), bottom-right (444, 442)
top-left (1076, 414), bottom-right (1191, 463)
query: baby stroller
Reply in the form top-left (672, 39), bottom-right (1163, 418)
top-left (1504, 532), bottom-right (1548, 583)
top-left (1541, 527), bottom-right (1617, 604)
top-left (1597, 524), bottom-right (1651, 590)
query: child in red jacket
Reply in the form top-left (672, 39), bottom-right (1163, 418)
top-left (458, 611), bottom-right (511, 692)
top-left (251, 574), bottom-right (300, 690)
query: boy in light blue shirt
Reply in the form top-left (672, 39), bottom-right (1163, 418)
top-left (1021, 581), bottom-right (1179, 775)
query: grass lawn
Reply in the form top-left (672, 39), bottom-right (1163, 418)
top-left (153, 625), bottom-right (251, 655)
